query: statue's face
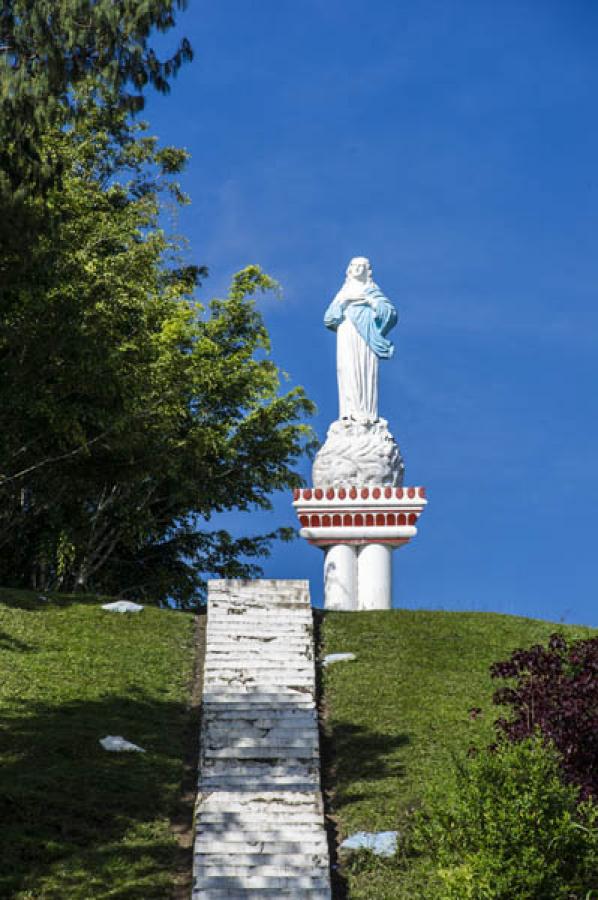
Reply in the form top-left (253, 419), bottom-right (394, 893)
top-left (347, 258), bottom-right (369, 282)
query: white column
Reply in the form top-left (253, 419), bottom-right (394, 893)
top-left (357, 543), bottom-right (393, 610)
top-left (324, 544), bottom-right (357, 610)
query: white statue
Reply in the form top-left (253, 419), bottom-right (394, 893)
top-left (324, 257), bottom-right (397, 423)
top-left (313, 257), bottom-right (403, 487)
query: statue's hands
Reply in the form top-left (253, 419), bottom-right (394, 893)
top-left (335, 285), bottom-right (373, 307)
top-left (335, 290), bottom-right (355, 308)
top-left (351, 295), bottom-right (374, 308)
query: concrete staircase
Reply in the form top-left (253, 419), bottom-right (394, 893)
top-left (192, 579), bottom-right (331, 899)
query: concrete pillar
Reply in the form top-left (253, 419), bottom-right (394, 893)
top-left (357, 543), bottom-right (393, 610)
top-left (324, 544), bottom-right (357, 610)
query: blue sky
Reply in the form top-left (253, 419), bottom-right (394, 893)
top-left (146, 1), bottom-right (598, 626)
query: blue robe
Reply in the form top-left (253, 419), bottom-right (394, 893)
top-left (323, 285), bottom-right (397, 359)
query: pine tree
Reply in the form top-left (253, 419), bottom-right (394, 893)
top-left (0, 0), bottom-right (192, 191)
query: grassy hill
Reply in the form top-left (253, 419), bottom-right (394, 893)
top-left (0, 588), bottom-right (200, 900)
top-left (2, 591), bottom-right (595, 899)
top-left (320, 609), bottom-right (597, 900)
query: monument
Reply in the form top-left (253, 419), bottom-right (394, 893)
top-left (293, 257), bottom-right (427, 610)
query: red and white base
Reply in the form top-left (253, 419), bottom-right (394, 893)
top-left (292, 486), bottom-right (427, 610)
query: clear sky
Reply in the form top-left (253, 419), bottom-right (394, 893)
top-left (145, 0), bottom-right (598, 626)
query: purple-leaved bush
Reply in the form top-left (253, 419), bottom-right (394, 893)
top-left (490, 632), bottom-right (598, 800)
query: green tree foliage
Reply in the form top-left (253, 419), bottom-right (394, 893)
top-left (491, 631), bottom-right (598, 799)
top-left (0, 98), bottom-right (315, 606)
top-left (0, 0), bottom-right (192, 191)
top-left (413, 736), bottom-right (598, 900)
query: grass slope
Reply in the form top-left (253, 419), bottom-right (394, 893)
top-left (320, 609), bottom-right (596, 900)
top-left (0, 588), bottom-right (196, 900)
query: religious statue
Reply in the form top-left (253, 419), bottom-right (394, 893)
top-left (323, 257), bottom-right (397, 424)
top-left (295, 255), bottom-right (427, 616)
top-left (312, 256), bottom-right (404, 488)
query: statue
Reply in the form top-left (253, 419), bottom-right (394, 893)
top-left (323, 257), bottom-right (397, 424)
top-left (294, 255), bottom-right (427, 615)
top-left (313, 257), bottom-right (404, 488)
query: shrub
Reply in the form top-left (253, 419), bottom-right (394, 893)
top-left (490, 633), bottom-right (598, 799)
top-left (413, 735), bottom-right (598, 900)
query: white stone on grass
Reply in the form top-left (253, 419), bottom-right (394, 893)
top-left (99, 735), bottom-right (146, 753)
top-left (340, 830), bottom-right (398, 857)
top-left (101, 600), bottom-right (144, 613)
top-left (321, 652), bottom-right (356, 667)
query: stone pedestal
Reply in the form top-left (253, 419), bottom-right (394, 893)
top-left (324, 544), bottom-right (357, 611)
top-left (293, 484), bottom-right (427, 610)
top-left (358, 543), bottom-right (392, 610)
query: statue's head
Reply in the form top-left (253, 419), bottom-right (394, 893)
top-left (346, 256), bottom-right (372, 284)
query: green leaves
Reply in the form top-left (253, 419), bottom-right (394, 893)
top-left (0, 102), bottom-right (315, 606)
top-left (0, 0), bottom-right (193, 191)
top-left (414, 736), bottom-right (598, 900)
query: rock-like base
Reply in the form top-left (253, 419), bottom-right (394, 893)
top-left (312, 417), bottom-right (404, 488)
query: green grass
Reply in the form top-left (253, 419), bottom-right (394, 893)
top-left (0, 588), bottom-right (196, 899)
top-left (320, 609), bottom-right (597, 900)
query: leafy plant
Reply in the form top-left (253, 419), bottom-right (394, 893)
top-left (491, 632), bottom-right (598, 799)
top-left (0, 97), bottom-right (315, 605)
top-left (0, 0), bottom-right (193, 193)
top-left (413, 735), bottom-right (598, 900)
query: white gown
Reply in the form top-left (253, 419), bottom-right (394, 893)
top-left (336, 317), bottom-right (378, 422)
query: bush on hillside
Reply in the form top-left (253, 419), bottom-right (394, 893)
top-left (491, 632), bottom-right (598, 799)
top-left (413, 735), bottom-right (598, 900)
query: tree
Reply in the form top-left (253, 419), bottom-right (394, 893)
top-left (491, 632), bottom-right (598, 800)
top-left (0, 0), bottom-right (192, 192)
top-left (0, 98), bottom-right (316, 606)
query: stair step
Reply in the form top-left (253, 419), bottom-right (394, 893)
top-left (203, 709), bottom-right (317, 721)
top-left (194, 837), bottom-right (328, 852)
top-left (198, 790), bottom-right (321, 804)
top-left (198, 813), bottom-right (324, 826)
top-left (194, 875), bottom-right (330, 890)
